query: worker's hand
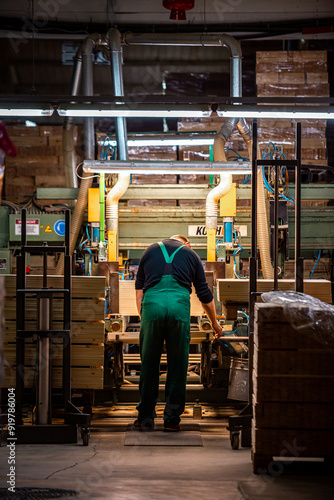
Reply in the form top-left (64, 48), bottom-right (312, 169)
top-left (212, 320), bottom-right (223, 339)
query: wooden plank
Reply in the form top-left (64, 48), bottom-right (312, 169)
top-left (119, 280), bottom-right (204, 316)
top-left (2, 343), bottom-right (104, 367)
top-left (4, 297), bottom-right (105, 321)
top-left (254, 347), bottom-right (334, 376)
top-left (253, 374), bottom-right (334, 403)
top-left (217, 279), bottom-right (332, 304)
top-left (4, 320), bottom-right (105, 344)
top-left (252, 426), bottom-right (334, 457)
top-left (1, 366), bottom-right (103, 389)
top-left (253, 401), bottom-right (334, 429)
top-left (3, 275), bottom-right (105, 299)
top-left (107, 330), bottom-right (211, 344)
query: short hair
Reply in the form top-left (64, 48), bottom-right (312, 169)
top-left (170, 234), bottom-right (190, 245)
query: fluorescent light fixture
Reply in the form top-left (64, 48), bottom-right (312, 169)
top-left (83, 160), bottom-right (252, 176)
top-left (217, 105), bottom-right (333, 120)
top-left (58, 103), bottom-right (211, 118)
top-left (0, 105), bottom-right (54, 117)
top-left (98, 134), bottom-right (215, 147)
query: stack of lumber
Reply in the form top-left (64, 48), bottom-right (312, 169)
top-left (252, 302), bottom-right (334, 472)
top-left (4, 125), bottom-right (83, 203)
top-left (119, 280), bottom-right (204, 317)
top-left (256, 51), bottom-right (329, 167)
top-left (1, 275), bottom-right (105, 390)
top-left (217, 278), bottom-right (332, 305)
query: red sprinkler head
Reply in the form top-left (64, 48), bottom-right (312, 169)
top-left (163, 0), bottom-right (195, 20)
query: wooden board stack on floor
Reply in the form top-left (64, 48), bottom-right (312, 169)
top-left (217, 278), bottom-right (332, 305)
top-left (1, 275), bottom-right (105, 390)
top-left (119, 279), bottom-right (204, 317)
top-left (252, 302), bottom-right (334, 473)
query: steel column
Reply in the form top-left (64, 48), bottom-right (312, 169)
top-left (295, 122), bottom-right (303, 292)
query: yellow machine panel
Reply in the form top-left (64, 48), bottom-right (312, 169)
top-left (88, 188), bottom-right (100, 222)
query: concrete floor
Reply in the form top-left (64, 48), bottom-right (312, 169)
top-left (0, 413), bottom-right (333, 500)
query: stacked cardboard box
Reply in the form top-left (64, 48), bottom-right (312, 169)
top-left (256, 51), bottom-right (329, 167)
top-left (252, 302), bottom-right (334, 473)
top-left (4, 125), bottom-right (83, 203)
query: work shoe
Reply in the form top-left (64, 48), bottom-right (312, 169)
top-left (163, 420), bottom-right (180, 432)
top-left (132, 418), bottom-right (154, 432)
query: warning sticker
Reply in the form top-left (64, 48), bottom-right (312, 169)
top-left (44, 224), bottom-right (53, 233)
top-left (0, 258), bottom-right (7, 270)
top-left (15, 219), bottom-right (40, 236)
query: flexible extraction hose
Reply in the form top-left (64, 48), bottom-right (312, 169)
top-left (106, 173), bottom-right (131, 231)
top-left (55, 34), bottom-right (103, 276)
top-left (206, 119), bottom-right (236, 230)
top-left (237, 120), bottom-right (273, 279)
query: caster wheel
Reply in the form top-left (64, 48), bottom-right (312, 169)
top-left (230, 431), bottom-right (240, 450)
top-left (81, 427), bottom-right (90, 446)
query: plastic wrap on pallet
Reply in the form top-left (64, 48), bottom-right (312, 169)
top-left (261, 291), bottom-right (334, 348)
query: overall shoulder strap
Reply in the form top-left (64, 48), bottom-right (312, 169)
top-left (157, 241), bottom-right (185, 264)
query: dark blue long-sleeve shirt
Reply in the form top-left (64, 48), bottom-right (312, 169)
top-left (135, 239), bottom-right (213, 304)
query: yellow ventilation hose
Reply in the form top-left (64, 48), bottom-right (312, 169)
top-left (55, 171), bottom-right (93, 275)
top-left (244, 138), bottom-right (274, 280)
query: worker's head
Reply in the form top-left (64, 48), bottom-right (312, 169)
top-left (170, 234), bottom-right (191, 247)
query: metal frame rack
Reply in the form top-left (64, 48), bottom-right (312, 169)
top-left (227, 121), bottom-right (303, 449)
top-left (13, 208), bottom-right (91, 445)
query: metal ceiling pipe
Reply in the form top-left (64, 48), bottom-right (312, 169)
top-left (107, 29), bottom-right (129, 162)
top-left (124, 31), bottom-right (271, 272)
top-left (105, 28), bottom-right (130, 262)
top-left (123, 32), bottom-right (242, 262)
top-left (62, 46), bottom-right (82, 189)
top-left (56, 33), bottom-right (103, 275)
top-left (123, 32), bottom-right (242, 97)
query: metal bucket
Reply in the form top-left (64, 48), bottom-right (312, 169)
top-left (227, 357), bottom-right (249, 401)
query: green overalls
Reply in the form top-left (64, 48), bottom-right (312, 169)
top-left (136, 242), bottom-right (191, 425)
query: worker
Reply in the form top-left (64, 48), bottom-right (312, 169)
top-left (134, 235), bottom-right (223, 432)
